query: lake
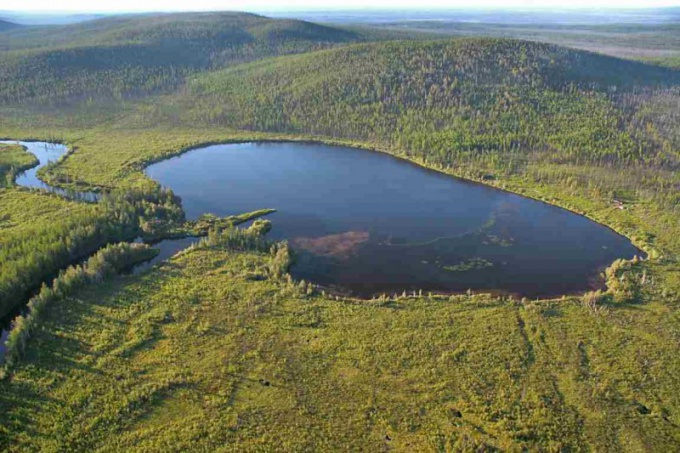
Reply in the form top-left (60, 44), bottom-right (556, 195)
top-left (146, 142), bottom-right (641, 298)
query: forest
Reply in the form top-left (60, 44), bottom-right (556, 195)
top-left (182, 39), bottom-right (678, 166)
top-left (0, 184), bottom-right (184, 318)
top-left (0, 10), bottom-right (679, 451)
top-left (0, 12), bottom-right (408, 105)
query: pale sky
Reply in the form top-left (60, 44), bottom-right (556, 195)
top-left (8, 0), bottom-right (680, 13)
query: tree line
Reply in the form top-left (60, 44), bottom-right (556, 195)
top-left (0, 185), bottom-right (184, 318)
top-left (1, 242), bottom-right (157, 377)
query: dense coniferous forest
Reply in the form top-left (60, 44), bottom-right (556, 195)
top-left (181, 39), bottom-right (678, 166)
top-left (0, 10), bottom-right (679, 451)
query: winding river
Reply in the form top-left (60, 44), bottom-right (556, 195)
top-left (1, 140), bottom-right (99, 202)
top-left (0, 141), bottom-right (199, 353)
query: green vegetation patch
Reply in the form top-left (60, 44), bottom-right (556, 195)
top-left (442, 257), bottom-right (495, 272)
top-left (0, 185), bottom-right (183, 318)
top-left (0, 143), bottom-right (38, 186)
top-left (1, 242), bottom-right (158, 375)
top-left (0, 232), bottom-right (678, 451)
top-left (0, 31), bottom-right (678, 450)
top-left (0, 12), bottom-right (377, 106)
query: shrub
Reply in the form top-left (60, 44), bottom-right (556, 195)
top-left (604, 258), bottom-right (643, 304)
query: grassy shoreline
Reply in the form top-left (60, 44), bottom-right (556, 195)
top-left (3, 128), bottom-right (662, 262)
top-left (0, 227), bottom-right (677, 450)
top-left (0, 142), bottom-right (39, 187)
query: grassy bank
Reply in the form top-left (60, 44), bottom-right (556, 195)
top-left (0, 228), bottom-right (678, 450)
top-left (0, 143), bottom-right (38, 187)
top-left (1, 242), bottom-right (158, 376)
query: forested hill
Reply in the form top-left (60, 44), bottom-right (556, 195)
top-left (176, 38), bottom-right (679, 170)
top-left (0, 12), bottom-right (368, 105)
top-left (0, 19), bottom-right (20, 32)
top-left (0, 12), bottom-right (360, 52)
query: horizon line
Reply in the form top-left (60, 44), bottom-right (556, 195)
top-left (3, 6), bottom-right (680, 14)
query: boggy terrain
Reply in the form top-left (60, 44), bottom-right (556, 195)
top-left (0, 11), bottom-right (679, 451)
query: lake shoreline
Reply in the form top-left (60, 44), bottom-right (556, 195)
top-left (4, 135), bottom-right (650, 302)
top-left (146, 141), bottom-right (640, 299)
top-left (130, 134), bottom-right (653, 260)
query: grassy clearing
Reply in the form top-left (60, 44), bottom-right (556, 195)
top-left (0, 234), bottom-right (678, 450)
top-left (0, 143), bottom-right (37, 187)
top-left (1, 242), bottom-right (158, 375)
top-left (0, 188), bottom-right (97, 236)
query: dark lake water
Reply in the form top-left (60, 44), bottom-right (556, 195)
top-left (146, 142), bottom-right (641, 298)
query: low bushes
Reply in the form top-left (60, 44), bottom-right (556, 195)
top-left (194, 221), bottom-right (293, 280)
top-left (605, 257), bottom-right (646, 304)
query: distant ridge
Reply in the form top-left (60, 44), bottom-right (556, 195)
top-left (0, 12), bottom-right (360, 52)
top-left (0, 11), bottom-right (105, 25)
top-left (0, 19), bottom-right (20, 32)
top-left (0, 12), bottom-right (366, 104)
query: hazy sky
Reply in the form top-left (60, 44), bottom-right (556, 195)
top-left (9, 0), bottom-right (680, 13)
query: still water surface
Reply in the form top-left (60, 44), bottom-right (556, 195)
top-left (147, 142), bottom-right (641, 298)
top-left (0, 140), bottom-right (98, 201)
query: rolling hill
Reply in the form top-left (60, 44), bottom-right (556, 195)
top-left (0, 12), bottom-right (367, 105)
top-left (0, 13), bottom-right (679, 451)
top-left (0, 12), bottom-right (361, 52)
top-left (167, 39), bottom-right (679, 170)
top-left (0, 19), bottom-right (19, 32)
